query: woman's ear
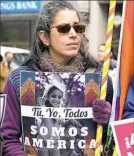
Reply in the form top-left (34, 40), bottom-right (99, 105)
top-left (39, 31), bottom-right (50, 46)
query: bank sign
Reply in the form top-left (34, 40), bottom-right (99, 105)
top-left (0, 1), bottom-right (41, 14)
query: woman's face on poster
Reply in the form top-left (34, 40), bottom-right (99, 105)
top-left (48, 89), bottom-right (63, 107)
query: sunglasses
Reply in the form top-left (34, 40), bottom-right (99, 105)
top-left (51, 23), bottom-right (86, 34)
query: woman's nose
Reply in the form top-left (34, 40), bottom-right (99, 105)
top-left (54, 98), bottom-right (60, 103)
top-left (68, 27), bottom-right (77, 38)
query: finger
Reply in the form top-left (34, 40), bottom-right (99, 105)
top-left (93, 100), bottom-right (111, 113)
top-left (93, 116), bottom-right (110, 125)
top-left (94, 113), bottom-right (111, 119)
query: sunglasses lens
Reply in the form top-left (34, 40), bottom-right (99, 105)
top-left (74, 24), bottom-right (85, 33)
top-left (55, 24), bottom-right (85, 33)
top-left (57, 24), bottom-right (71, 33)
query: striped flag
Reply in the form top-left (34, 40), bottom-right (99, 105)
top-left (110, 1), bottom-right (134, 122)
top-left (118, 1), bottom-right (134, 119)
top-left (107, 2), bottom-right (134, 155)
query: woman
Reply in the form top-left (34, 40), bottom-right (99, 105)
top-left (0, 1), bottom-right (112, 156)
top-left (37, 84), bottom-right (82, 156)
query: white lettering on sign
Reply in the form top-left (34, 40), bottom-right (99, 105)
top-left (127, 152), bottom-right (134, 156)
top-left (125, 133), bottom-right (134, 149)
top-left (130, 133), bottom-right (134, 146)
top-left (16, 1), bottom-right (37, 9)
top-left (0, 1), bottom-right (38, 11)
top-left (1, 2), bottom-right (15, 10)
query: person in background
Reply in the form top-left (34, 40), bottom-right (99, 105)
top-left (98, 44), bottom-right (106, 63)
top-left (109, 46), bottom-right (117, 70)
top-left (98, 44), bottom-right (117, 90)
top-left (0, 52), bottom-right (13, 93)
top-left (0, 1), bottom-right (112, 156)
top-left (4, 52), bottom-right (14, 69)
top-left (98, 44), bottom-right (117, 69)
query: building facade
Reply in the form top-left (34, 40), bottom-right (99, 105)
top-left (0, 1), bottom-right (42, 49)
top-left (0, 1), bottom-right (123, 58)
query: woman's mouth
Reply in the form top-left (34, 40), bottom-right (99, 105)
top-left (67, 42), bottom-right (79, 46)
top-left (66, 43), bottom-right (79, 49)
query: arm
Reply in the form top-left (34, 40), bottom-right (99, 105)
top-left (0, 79), bottom-right (28, 156)
top-left (0, 63), bottom-right (9, 79)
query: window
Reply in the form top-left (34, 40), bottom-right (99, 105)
top-left (1, 20), bottom-right (30, 49)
